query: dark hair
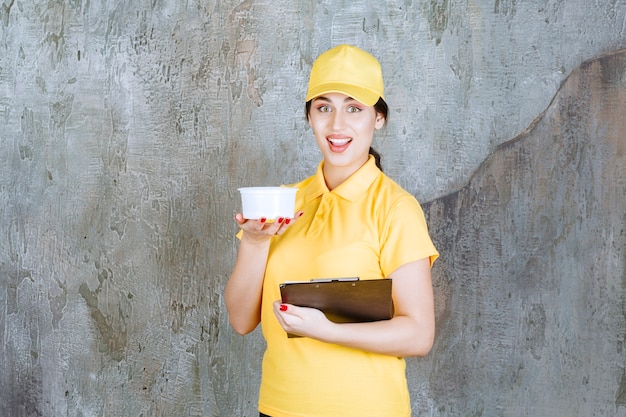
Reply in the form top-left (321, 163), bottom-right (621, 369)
top-left (305, 97), bottom-right (388, 171)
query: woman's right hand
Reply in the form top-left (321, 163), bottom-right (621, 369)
top-left (235, 211), bottom-right (303, 243)
top-left (226, 211), bottom-right (304, 334)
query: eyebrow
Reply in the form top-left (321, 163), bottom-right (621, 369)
top-left (313, 95), bottom-right (358, 103)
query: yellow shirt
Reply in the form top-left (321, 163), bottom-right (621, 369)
top-left (257, 156), bottom-right (438, 417)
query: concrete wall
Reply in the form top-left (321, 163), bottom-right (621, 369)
top-left (422, 49), bottom-right (626, 416)
top-left (0, 1), bottom-right (624, 416)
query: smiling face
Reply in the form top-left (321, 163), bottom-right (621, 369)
top-left (307, 93), bottom-right (385, 189)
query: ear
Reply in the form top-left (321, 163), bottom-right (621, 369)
top-left (374, 112), bottom-right (385, 130)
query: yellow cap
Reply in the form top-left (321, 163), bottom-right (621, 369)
top-left (306, 44), bottom-right (385, 106)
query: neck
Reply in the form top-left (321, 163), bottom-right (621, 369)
top-left (322, 156), bottom-right (369, 191)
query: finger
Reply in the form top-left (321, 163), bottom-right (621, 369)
top-left (235, 213), bottom-right (265, 227)
top-left (272, 301), bottom-right (289, 327)
top-left (264, 217), bottom-right (286, 234)
top-left (273, 300), bottom-right (290, 314)
top-left (284, 212), bottom-right (304, 227)
top-left (276, 213), bottom-right (305, 234)
top-left (269, 217), bottom-right (285, 235)
top-left (254, 217), bottom-right (268, 230)
top-left (238, 218), bottom-right (265, 231)
top-left (234, 212), bottom-right (246, 225)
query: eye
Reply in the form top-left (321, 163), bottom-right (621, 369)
top-left (316, 105), bottom-right (332, 113)
top-left (347, 105), bottom-right (362, 113)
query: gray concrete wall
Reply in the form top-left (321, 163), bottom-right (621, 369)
top-left (0, 1), bottom-right (624, 416)
top-left (421, 49), bottom-right (626, 416)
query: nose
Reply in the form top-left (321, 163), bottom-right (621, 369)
top-left (331, 110), bottom-right (345, 130)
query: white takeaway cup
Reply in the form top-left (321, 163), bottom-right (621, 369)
top-left (238, 187), bottom-right (298, 220)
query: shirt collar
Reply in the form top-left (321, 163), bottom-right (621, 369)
top-left (304, 155), bottom-right (381, 202)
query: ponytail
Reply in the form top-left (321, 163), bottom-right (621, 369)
top-left (370, 98), bottom-right (388, 172)
top-left (369, 147), bottom-right (383, 171)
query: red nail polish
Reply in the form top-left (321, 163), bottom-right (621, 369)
top-left (285, 218), bottom-right (291, 225)
top-left (298, 212), bottom-right (304, 218)
top-left (260, 217), bottom-right (267, 223)
top-left (277, 217), bottom-right (284, 223)
top-left (279, 304), bottom-right (288, 311)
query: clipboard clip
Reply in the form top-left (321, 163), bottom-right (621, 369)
top-left (309, 277), bottom-right (360, 283)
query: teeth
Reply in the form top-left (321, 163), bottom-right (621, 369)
top-left (329, 138), bottom-right (351, 145)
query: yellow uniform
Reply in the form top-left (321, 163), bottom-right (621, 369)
top-left (257, 156), bottom-right (438, 417)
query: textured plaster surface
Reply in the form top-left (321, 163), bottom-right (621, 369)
top-left (420, 49), bottom-right (626, 417)
top-left (0, 1), bottom-right (625, 416)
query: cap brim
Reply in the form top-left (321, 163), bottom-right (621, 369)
top-left (305, 83), bottom-right (381, 107)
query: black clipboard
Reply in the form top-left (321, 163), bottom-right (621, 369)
top-left (279, 278), bottom-right (394, 337)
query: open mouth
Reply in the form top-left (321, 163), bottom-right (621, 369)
top-left (327, 137), bottom-right (352, 152)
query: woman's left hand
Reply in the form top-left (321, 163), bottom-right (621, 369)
top-left (271, 259), bottom-right (435, 356)
top-left (272, 301), bottom-right (335, 338)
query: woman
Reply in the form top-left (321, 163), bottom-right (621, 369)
top-left (225, 44), bottom-right (439, 417)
